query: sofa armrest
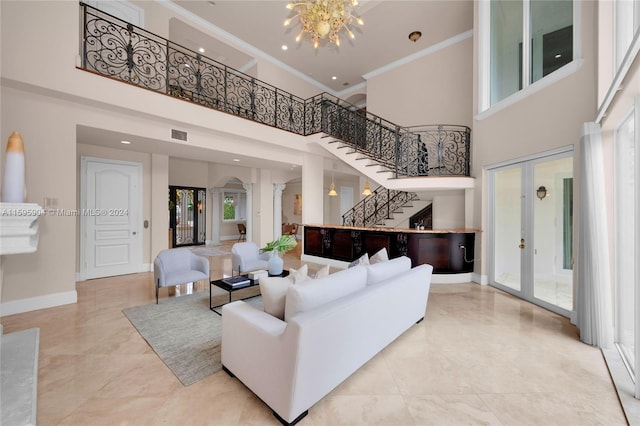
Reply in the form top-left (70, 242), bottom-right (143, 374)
top-left (190, 254), bottom-right (210, 278)
top-left (153, 257), bottom-right (165, 286)
top-left (221, 301), bottom-right (296, 419)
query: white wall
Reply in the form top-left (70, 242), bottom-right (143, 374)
top-left (472, 1), bottom-right (598, 279)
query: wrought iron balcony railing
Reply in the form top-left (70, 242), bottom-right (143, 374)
top-left (80, 3), bottom-right (471, 178)
top-left (342, 185), bottom-right (419, 228)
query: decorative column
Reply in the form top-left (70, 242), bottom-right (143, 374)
top-left (273, 183), bottom-right (286, 239)
top-left (209, 187), bottom-right (222, 245)
top-left (242, 182), bottom-right (254, 242)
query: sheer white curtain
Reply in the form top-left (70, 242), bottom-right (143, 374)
top-left (576, 122), bottom-right (614, 348)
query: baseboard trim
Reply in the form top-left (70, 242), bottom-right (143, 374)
top-left (431, 273), bottom-right (473, 284)
top-left (0, 290), bottom-right (77, 317)
top-left (141, 263), bottom-right (152, 272)
top-left (472, 273), bottom-right (489, 285)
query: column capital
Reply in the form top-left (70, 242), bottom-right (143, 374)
top-left (273, 183), bottom-right (286, 194)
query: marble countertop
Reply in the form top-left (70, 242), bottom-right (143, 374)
top-left (303, 224), bottom-right (481, 234)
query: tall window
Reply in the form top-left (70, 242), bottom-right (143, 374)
top-left (486, 0), bottom-right (574, 106)
top-left (615, 0), bottom-right (640, 70)
top-left (223, 191), bottom-right (246, 221)
top-left (614, 109), bottom-right (637, 389)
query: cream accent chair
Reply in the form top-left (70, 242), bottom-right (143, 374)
top-left (231, 242), bottom-right (270, 275)
top-left (153, 248), bottom-right (210, 304)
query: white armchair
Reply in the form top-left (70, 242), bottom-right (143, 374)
top-left (231, 242), bottom-right (270, 275)
top-left (153, 248), bottom-right (210, 303)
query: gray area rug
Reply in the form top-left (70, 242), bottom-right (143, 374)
top-left (123, 291), bottom-right (261, 386)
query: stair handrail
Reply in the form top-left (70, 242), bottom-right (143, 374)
top-left (342, 185), bottom-right (418, 228)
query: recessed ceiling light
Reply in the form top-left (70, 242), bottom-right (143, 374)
top-left (198, 47), bottom-right (205, 53)
top-left (233, 158), bottom-right (240, 162)
top-left (282, 45), bottom-right (288, 51)
top-left (332, 76), bottom-right (337, 80)
top-left (207, 1), bottom-right (215, 5)
top-left (120, 140), bottom-right (131, 145)
top-left (408, 31), bottom-right (422, 42)
top-left (343, 82), bottom-right (350, 86)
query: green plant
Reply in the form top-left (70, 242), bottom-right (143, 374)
top-left (260, 235), bottom-right (297, 253)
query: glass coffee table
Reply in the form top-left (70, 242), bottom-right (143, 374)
top-left (210, 270), bottom-right (289, 315)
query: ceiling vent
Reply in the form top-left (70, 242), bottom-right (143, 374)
top-left (171, 129), bottom-right (188, 141)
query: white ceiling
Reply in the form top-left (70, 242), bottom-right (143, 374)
top-left (171, 0), bottom-right (474, 93)
top-left (78, 0), bottom-right (473, 172)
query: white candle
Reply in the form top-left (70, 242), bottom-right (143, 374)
top-left (2, 131), bottom-right (26, 203)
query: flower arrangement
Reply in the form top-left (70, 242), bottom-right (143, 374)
top-left (260, 234), bottom-right (297, 254)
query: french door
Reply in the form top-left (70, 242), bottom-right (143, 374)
top-left (169, 186), bottom-right (206, 247)
top-left (489, 149), bottom-right (574, 317)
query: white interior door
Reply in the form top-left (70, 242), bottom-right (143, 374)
top-left (81, 157), bottom-right (142, 279)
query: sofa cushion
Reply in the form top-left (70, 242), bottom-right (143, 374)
top-left (369, 247), bottom-right (389, 264)
top-left (365, 256), bottom-right (412, 286)
top-left (284, 265), bottom-right (367, 321)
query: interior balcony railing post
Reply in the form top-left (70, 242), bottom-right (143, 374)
top-left (387, 188), bottom-right (390, 219)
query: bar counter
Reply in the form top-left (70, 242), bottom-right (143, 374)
top-left (303, 224), bottom-right (480, 274)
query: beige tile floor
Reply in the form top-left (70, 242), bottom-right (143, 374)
top-left (1, 241), bottom-right (628, 425)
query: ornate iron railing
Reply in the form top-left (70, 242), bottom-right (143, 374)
top-left (342, 185), bottom-right (419, 228)
top-left (80, 3), bottom-right (471, 178)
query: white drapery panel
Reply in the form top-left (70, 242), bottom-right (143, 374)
top-left (576, 122), bottom-right (613, 348)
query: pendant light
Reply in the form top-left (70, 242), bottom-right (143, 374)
top-left (328, 171), bottom-right (338, 196)
top-left (362, 180), bottom-right (372, 196)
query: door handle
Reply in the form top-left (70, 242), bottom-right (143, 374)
top-left (519, 238), bottom-right (525, 249)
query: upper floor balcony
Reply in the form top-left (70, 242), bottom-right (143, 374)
top-left (79, 2), bottom-right (471, 180)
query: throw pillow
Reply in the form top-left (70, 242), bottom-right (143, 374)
top-left (284, 265), bottom-right (367, 321)
top-left (314, 264), bottom-right (330, 279)
top-left (369, 247), bottom-right (389, 264)
top-left (348, 253), bottom-right (370, 268)
top-left (259, 276), bottom-right (292, 320)
top-left (259, 265), bottom-right (309, 320)
top-left (288, 264), bottom-right (309, 284)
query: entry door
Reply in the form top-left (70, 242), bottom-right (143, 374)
top-left (489, 150), bottom-right (574, 317)
top-left (81, 157), bottom-right (142, 279)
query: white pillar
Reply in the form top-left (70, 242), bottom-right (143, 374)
top-left (258, 169), bottom-right (274, 247)
top-left (242, 182), bottom-right (254, 243)
top-left (209, 187), bottom-right (222, 245)
top-left (151, 153), bottom-right (169, 256)
top-left (273, 183), bottom-right (286, 239)
top-left (302, 153), bottom-right (324, 225)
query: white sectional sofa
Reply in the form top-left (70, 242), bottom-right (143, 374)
top-left (221, 256), bottom-right (433, 425)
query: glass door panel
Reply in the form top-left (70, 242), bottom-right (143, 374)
top-left (490, 150), bottom-right (574, 317)
top-left (615, 113), bottom-right (636, 376)
top-left (493, 166), bottom-right (523, 292)
top-left (532, 156), bottom-right (573, 312)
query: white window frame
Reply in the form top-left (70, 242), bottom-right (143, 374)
top-left (477, 0), bottom-right (582, 119)
top-left (222, 189), bottom-right (246, 222)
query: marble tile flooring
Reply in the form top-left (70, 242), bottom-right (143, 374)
top-left (1, 242), bottom-right (628, 425)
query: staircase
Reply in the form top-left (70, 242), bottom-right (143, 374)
top-left (342, 185), bottom-right (422, 228)
top-left (80, 4), bottom-right (475, 195)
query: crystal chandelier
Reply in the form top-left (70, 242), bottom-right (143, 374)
top-left (284, 0), bottom-right (364, 49)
